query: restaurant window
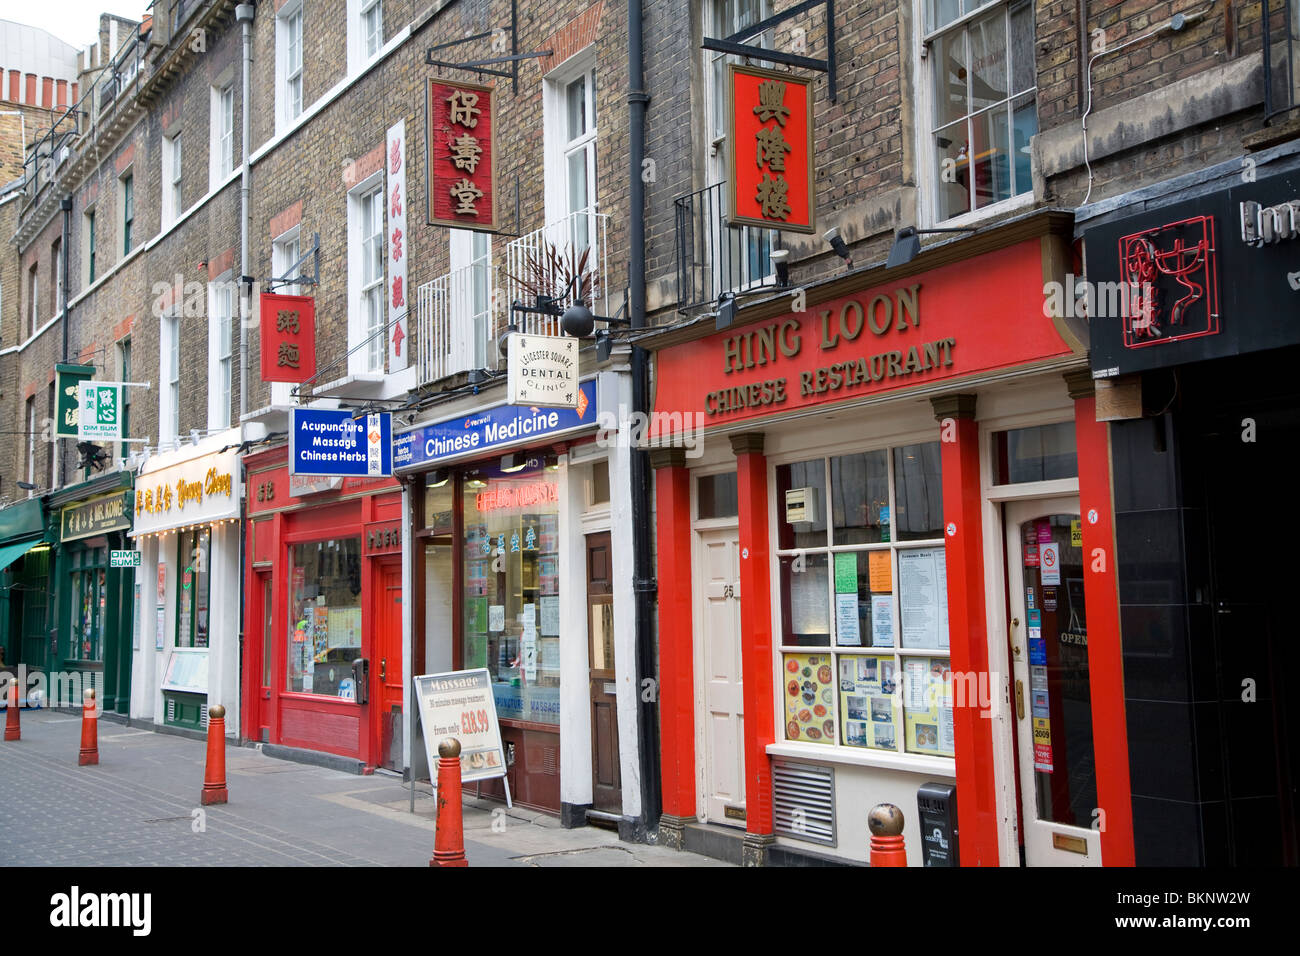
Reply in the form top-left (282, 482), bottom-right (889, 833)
top-left (176, 528), bottom-right (211, 648)
top-left (462, 464), bottom-right (561, 726)
top-left (992, 421), bottom-right (1077, 484)
top-left (775, 442), bottom-right (953, 757)
top-left (697, 471), bottom-right (738, 520)
top-left (70, 547), bottom-right (108, 662)
top-left (287, 537), bottom-right (363, 696)
top-left (926, 0), bottom-right (1036, 221)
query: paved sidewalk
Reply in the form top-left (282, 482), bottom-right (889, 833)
top-left (0, 710), bottom-right (731, 867)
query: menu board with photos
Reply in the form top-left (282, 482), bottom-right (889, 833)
top-left (782, 653), bottom-right (835, 743)
top-left (838, 654), bottom-right (899, 751)
top-left (903, 656), bottom-right (955, 756)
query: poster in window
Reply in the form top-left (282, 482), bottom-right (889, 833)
top-left (789, 560), bottom-right (829, 635)
top-left (839, 654), bottom-right (898, 750)
top-left (782, 653), bottom-right (835, 743)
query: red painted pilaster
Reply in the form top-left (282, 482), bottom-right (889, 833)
top-left (731, 432), bottom-right (774, 838)
top-left (1067, 373), bottom-right (1135, 866)
top-left (652, 449), bottom-right (696, 820)
top-left (932, 395), bottom-right (999, 865)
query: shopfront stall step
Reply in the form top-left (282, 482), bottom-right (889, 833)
top-left (260, 742), bottom-right (365, 775)
top-left (681, 822), bottom-right (746, 866)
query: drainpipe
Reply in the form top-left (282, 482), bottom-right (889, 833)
top-left (60, 194), bottom-right (72, 487)
top-left (236, 3), bottom-right (255, 421)
top-left (627, 0), bottom-right (662, 840)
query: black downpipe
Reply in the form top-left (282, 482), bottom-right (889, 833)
top-left (628, 0), bottom-right (662, 839)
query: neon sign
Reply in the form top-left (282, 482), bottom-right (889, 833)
top-left (475, 482), bottom-right (558, 513)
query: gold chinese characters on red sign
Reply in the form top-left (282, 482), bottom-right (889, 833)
top-left (728, 64), bottom-right (815, 234)
top-left (427, 78), bottom-right (498, 231)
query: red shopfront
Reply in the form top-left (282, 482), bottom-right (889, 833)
top-left (242, 445), bottom-right (404, 771)
top-left (647, 213), bottom-right (1136, 866)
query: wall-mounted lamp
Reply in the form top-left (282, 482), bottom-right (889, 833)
top-left (562, 293), bottom-right (631, 363)
top-left (427, 468), bottom-right (450, 488)
top-left (823, 227), bottom-right (853, 269)
top-left (885, 225), bottom-right (978, 268)
top-left (771, 248), bottom-right (791, 287)
top-left (500, 453), bottom-right (529, 473)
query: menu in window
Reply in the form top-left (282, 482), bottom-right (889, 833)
top-left (839, 654), bottom-right (898, 750)
top-left (899, 547), bottom-right (949, 649)
top-left (782, 653), bottom-right (835, 743)
top-left (903, 657), bottom-right (955, 757)
top-left (790, 562), bottom-right (829, 635)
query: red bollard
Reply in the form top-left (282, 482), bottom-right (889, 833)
top-left (4, 679), bottom-right (20, 741)
top-left (430, 738), bottom-right (468, 867)
top-left (201, 704), bottom-right (229, 805)
top-left (78, 688), bottom-right (98, 765)
top-left (868, 803), bottom-right (907, 867)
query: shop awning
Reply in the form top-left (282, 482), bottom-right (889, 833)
top-left (0, 539), bottom-right (47, 574)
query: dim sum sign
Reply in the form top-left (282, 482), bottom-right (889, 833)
top-left (413, 668), bottom-right (511, 800)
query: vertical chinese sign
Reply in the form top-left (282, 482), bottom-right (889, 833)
top-left (426, 78), bottom-right (498, 231)
top-left (728, 64), bottom-right (815, 233)
top-left (386, 119), bottom-right (409, 372)
top-left (55, 363), bottom-right (95, 438)
top-left (260, 293), bottom-right (317, 383)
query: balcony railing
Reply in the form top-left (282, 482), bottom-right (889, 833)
top-left (415, 261), bottom-right (500, 385)
top-left (504, 206), bottom-right (610, 329)
top-left (1264, 0), bottom-right (1300, 123)
top-left (675, 181), bottom-right (776, 312)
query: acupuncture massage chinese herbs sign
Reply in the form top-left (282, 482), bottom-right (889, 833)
top-left (260, 293), bottom-right (317, 383)
top-left (290, 408), bottom-right (393, 478)
top-left (729, 64), bottom-right (815, 233)
top-left (650, 239), bottom-right (1079, 434)
top-left (426, 78), bottom-right (497, 231)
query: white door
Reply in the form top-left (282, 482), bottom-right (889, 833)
top-left (1004, 497), bottom-right (1102, 866)
top-left (696, 526), bottom-right (745, 827)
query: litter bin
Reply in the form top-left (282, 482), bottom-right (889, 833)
top-left (917, 782), bottom-right (958, 867)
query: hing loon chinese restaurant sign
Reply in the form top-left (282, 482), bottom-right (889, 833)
top-left (427, 78), bottom-right (498, 232)
top-left (650, 239), bottom-right (1080, 436)
top-left (729, 64), bottom-right (815, 234)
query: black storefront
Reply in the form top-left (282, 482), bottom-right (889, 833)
top-left (1078, 141), bottom-right (1300, 865)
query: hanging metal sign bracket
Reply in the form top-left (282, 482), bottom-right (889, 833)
top-left (701, 0), bottom-right (838, 103)
top-left (424, 0), bottom-right (553, 94)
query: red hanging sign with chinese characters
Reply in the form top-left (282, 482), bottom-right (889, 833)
top-left (426, 78), bottom-right (498, 231)
top-left (260, 293), bottom-right (317, 383)
top-left (728, 64), bottom-right (815, 234)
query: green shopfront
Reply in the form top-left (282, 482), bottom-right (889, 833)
top-left (48, 473), bottom-right (135, 714)
top-left (0, 498), bottom-right (56, 682)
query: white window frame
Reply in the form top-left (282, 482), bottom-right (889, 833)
top-left (207, 271), bottom-right (235, 431)
top-left (51, 238), bottom-right (62, 318)
top-left (703, 0), bottom-right (776, 293)
top-left (28, 264), bottom-right (38, 337)
top-left (448, 228), bottom-right (493, 370)
top-left (270, 228), bottom-right (303, 406)
top-left (276, 1), bottom-right (305, 134)
top-left (915, 0), bottom-right (1038, 228)
top-left (347, 0), bottom-right (384, 73)
top-left (159, 309), bottom-right (181, 446)
top-left (162, 130), bottom-right (183, 225)
top-left (210, 84), bottom-right (235, 187)
top-left (347, 173), bottom-right (386, 375)
top-left (84, 208), bottom-right (97, 285)
top-left (119, 171), bottom-right (134, 256)
top-left (543, 50), bottom-right (598, 227)
top-left (767, 432), bottom-right (956, 774)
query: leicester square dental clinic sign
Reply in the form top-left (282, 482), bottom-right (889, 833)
top-left (393, 379), bottom-right (598, 471)
top-left (290, 408), bottom-right (393, 478)
top-left (649, 239), bottom-right (1081, 438)
top-left (132, 445), bottom-right (242, 537)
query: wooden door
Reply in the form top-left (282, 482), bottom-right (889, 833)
top-left (697, 527), bottom-right (745, 826)
top-left (374, 560), bottom-right (404, 772)
top-left (586, 532), bottom-right (621, 814)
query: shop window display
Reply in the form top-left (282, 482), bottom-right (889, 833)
top-left (776, 442), bottom-right (953, 757)
top-left (177, 528), bottom-right (211, 648)
top-left (288, 537), bottom-right (363, 697)
top-left (70, 547), bottom-right (108, 661)
top-left (461, 464), bottom-right (561, 726)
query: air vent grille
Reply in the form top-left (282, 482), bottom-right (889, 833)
top-left (772, 760), bottom-right (836, 847)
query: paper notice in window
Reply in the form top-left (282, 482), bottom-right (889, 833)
top-left (868, 550), bottom-right (892, 593)
top-left (540, 596), bottom-right (559, 636)
top-left (489, 605), bottom-right (505, 632)
top-left (870, 594), bottom-right (894, 647)
top-left (904, 658), bottom-right (928, 710)
top-left (835, 593), bottom-right (861, 646)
